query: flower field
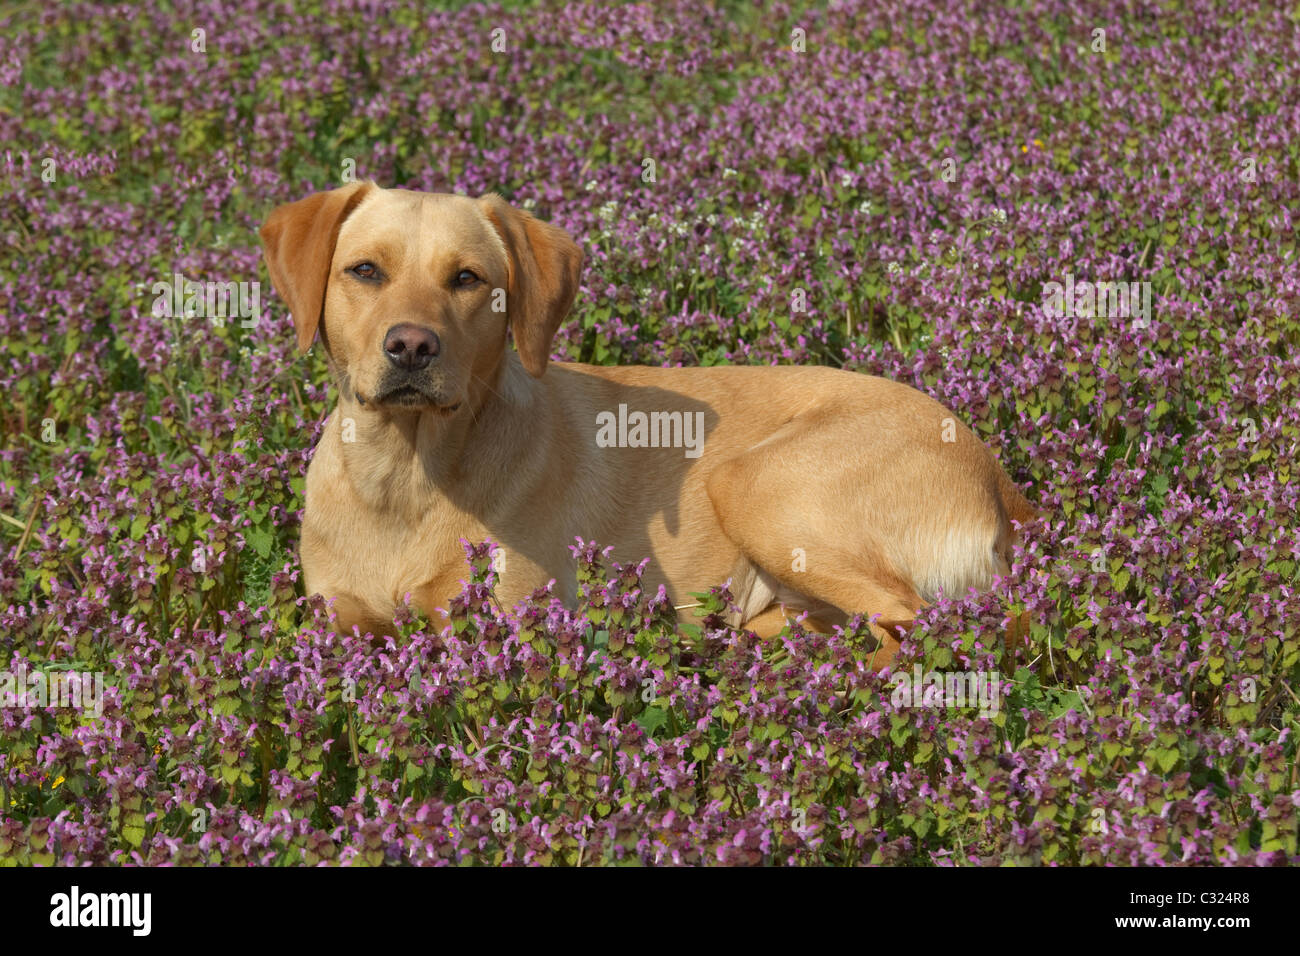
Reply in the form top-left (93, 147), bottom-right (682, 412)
top-left (0, 0), bottom-right (1297, 865)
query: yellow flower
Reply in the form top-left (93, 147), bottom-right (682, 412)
top-left (1033, 138), bottom-right (1044, 148)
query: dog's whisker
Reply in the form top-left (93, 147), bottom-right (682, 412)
top-left (469, 371), bottom-right (508, 406)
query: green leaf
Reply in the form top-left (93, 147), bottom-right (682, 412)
top-left (1153, 747), bottom-right (1179, 773)
top-left (636, 706), bottom-right (668, 736)
top-left (246, 525), bottom-right (274, 558)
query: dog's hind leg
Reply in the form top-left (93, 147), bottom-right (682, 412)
top-left (736, 599), bottom-right (847, 640)
top-left (710, 523), bottom-right (926, 669)
top-left (705, 416), bottom-right (978, 668)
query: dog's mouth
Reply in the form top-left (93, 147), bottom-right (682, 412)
top-left (359, 383), bottom-right (461, 415)
top-left (383, 385), bottom-right (434, 406)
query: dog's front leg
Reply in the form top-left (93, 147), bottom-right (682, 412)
top-left (324, 593), bottom-right (397, 642)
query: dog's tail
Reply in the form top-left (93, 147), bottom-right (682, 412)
top-left (992, 463), bottom-right (1042, 566)
top-left (997, 467), bottom-right (1040, 530)
top-left (992, 462), bottom-right (1044, 656)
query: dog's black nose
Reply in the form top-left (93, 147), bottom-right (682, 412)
top-left (383, 324), bottom-right (440, 370)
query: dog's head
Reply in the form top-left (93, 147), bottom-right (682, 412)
top-left (259, 182), bottom-right (582, 413)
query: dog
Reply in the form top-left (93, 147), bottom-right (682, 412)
top-left (259, 181), bottom-right (1036, 665)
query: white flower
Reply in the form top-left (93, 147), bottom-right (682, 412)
top-left (887, 261), bottom-right (903, 275)
top-left (722, 167), bottom-right (738, 179)
top-left (840, 173), bottom-right (853, 188)
top-left (522, 197), bottom-right (537, 211)
top-left (705, 214), bottom-right (717, 226)
top-left (584, 180), bottom-right (598, 192)
top-left (992, 208), bottom-right (1007, 224)
top-left (597, 200), bottom-right (619, 223)
top-left (930, 230), bottom-right (943, 243)
top-left (858, 200), bottom-right (872, 215)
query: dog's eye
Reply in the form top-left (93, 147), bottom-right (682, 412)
top-left (349, 262), bottom-right (381, 281)
top-left (454, 269), bottom-right (480, 287)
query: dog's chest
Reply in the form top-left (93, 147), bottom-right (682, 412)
top-left (301, 445), bottom-right (481, 622)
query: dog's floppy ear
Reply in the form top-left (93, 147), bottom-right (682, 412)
top-left (259, 181), bottom-right (375, 352)
top-left (477, 194), bottom-right (583, 377)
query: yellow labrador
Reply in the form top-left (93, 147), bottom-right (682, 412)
top-left (260, 182), bottom-right (1035, 664)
